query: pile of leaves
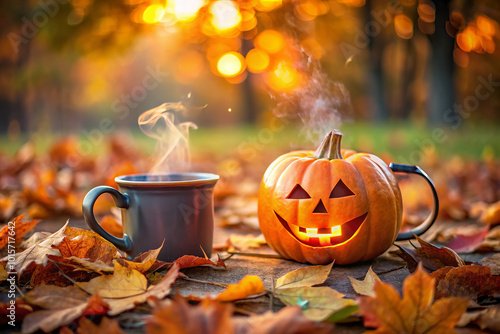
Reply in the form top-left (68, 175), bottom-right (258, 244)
top-left (1, 215), bottom-right (499, 333)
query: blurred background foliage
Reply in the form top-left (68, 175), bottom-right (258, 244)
top-left (0, 0), bottom-right (499, 155)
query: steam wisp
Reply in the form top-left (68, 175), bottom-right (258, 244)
top-left (138, 102), bottom-right (197, 174)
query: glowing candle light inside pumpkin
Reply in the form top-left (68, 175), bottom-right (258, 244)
top-left (304, 226), bottom-right (341, 238)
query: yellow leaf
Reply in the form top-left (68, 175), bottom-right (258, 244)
top-left (77, 262), bottom-right (179, 316)
top-left (349, 267), bottom-right (381, 297)
top-left (77, 261), bottom-right (147, 298)
top-left (275, 262), bottom-right (334, 290)
top-left (274, 286), bottom-right (357, 322)
top-left (122, 243), bottom-right (163, 273)
top-left (216, 275), bottom-right (265, 302)
top-left (358, 264), bottom-right (468, 334)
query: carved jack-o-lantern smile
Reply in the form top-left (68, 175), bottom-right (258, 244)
top-left (274, 180), bottom-right (368, 247)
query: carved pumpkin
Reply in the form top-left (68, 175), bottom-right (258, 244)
top-left (258, 130), bottom-right (402, 265)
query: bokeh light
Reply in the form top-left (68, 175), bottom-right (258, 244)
top-left (166, 0), bottom-right (207, 22)
top-left (394, 14), bottom-right (414, 39)
top-left (457, 27), bottom-right (479, 52)
top-left (255, 30), bottom-right (285, 54)
top-left (210, 1), bottom-right (242, 32)
top-left (246, 48), bottom-right (270, 73)
top-left (217, 52), bottom-right (246, 78)
top-left (255, 0), bottom-right (282, 12)
top-left (267, 63), bottom-right (301, 92)
top-left (142, 4), bottom-right (165, 24)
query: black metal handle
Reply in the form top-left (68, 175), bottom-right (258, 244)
top-left (82, 186), bottom-right (133, 252)
top-left (389, 163), bottom-right (439, 241)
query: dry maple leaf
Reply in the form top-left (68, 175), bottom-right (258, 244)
top-left (1, 221), bottom-right (69, 275)
top-left (173, 254), bottom-right (227, 270)
top-left (430, 265), bottom-right (500, 300)
top-left (77, 261), bottom-right (179, 316)
top-left (119, 243), bottom-right (163, 273)
top-left (0, 215), bottom-right (40, 249)
top-left (358, 264), bottom-right (468, 334)
top-left (77, 316), bottom-right (126, 334)
top-left (275, 262), bottom-right (334, 290)
top-left (147, 296), bottom-right (234, 334)
top-left (394, 235), bottom-right (464, 273)
top-left (349, 267), bottom-right (381, 297)
top-left (22, 285), bottom-right (109, 333)
top-left (29, 226), bottom-right (120, 286)
top-left (216, 275), bottom-right (265, 302)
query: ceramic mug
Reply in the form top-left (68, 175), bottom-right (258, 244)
top-left (82, 173), bottom-right (219, 262)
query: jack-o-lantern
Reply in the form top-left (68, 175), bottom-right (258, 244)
top-left (258, 130), bottom-right (438, 265)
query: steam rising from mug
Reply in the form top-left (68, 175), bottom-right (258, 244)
top-left (138, 102), bottom-right (197, 174)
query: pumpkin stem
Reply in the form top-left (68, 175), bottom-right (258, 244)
top-left (313, 130), bottom-right (343, 160)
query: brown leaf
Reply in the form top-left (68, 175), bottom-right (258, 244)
top-left (147, 297), bottom-right (234, 334)
top-left (349, 267), bottom-right (381, 297)
top-left (275, 262), bottom-right (334, 290)
top-left (395, 235), bottom-right (465, 273)
top-left (457, 306), bottom-right (500, 332)
top-left (29, 226), bottom-right (120, 286)
top-left (173, 254), bottom-right (226, 270)
top-left (22, 285), bottom-right (109, 333)
top-left (77, 261), bottom-right (179, 316)
top-left (431, 265), bottom-right (500, 300)
top-left (0, 215), bottom-right (40, 250)
top-left (1, 221), bottom-right (68, 275)
top-left (480, 253), bottom-right (500, 275)
top-left (358, 264), bottom-right (468, 334)
top-left (77, 316), bottom-right (126, 334)
top-left (216, 275), bottom-right (265, 301)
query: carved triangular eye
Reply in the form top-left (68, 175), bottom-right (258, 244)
top-left (330, 179), bottom-right (354, 198)
top-left (287, 184), bottom-right (311, 199)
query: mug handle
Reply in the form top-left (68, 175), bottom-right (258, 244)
top-left (389, 163), bottom-right (439, 241)
top-left (82, 186), bottom-right (133, 253)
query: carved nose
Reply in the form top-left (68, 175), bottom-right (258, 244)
top-left (313, 199), bottom-right (328, 213)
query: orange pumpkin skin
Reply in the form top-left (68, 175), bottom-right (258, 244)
top-left (258, 131), bottom-right (402, 265)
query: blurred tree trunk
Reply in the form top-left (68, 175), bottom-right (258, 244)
top-left (428, 0), bottom-right (456, 125)
top-left (241, 39), bottom-right (258, 124)
top-left (363, 0), bottom-right (389, 121)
